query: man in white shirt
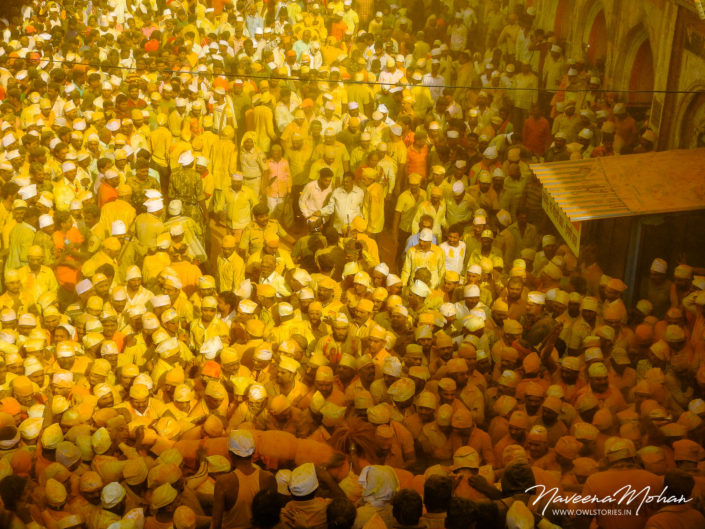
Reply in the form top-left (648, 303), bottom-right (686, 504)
top-left (423, 59), bottom-right (445, 102)
top-left (342, 0), bottom-right (359, 36)
top-left (299, 167), bottom-right (333, 223)
top-left (440, 224), bottom-right (467, 275)
top-left (320, 173), bottom-right (364, 234)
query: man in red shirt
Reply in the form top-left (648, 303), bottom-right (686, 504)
top-left (522, 104), bottom-right (551, 157)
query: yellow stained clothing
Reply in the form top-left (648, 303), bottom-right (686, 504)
top-left (81, 251), bottom-right (117, 279)
top-left (173, 292), bottom-right (195, 323)
top-left (356, 234), bottom-right (380, 265)
top-left (0, 290), bottom-right (33, 313)
top-left (149, 125), bottom-right (173, 167)
top-left (253, 105), bottom-right (277, 153)
top-left (363, 182), bottom-right (385, 235)
top-left (213, 186), bottom-right (257, 230)
top-left (6, 222), bottom-right (36, 270)
top-left (268, 318), bottom-right (313, 344)
top-left (0, 202), bottom-right (10, 241)
top-left (412, 200), bottom-right (447, 240)
top-left (401, 244), bottom-right (446, 288)
top-left (411, 85), bottom-right (434, 117)
top-left (308, 158), bottom-right (344, 185)
top-left (209, 137), bottom-right (239, 193)
top-left (2, 217), bottom-right (16, 249)
top-left (152, 358), bottom-right (178, 387)
top-left (346, 84), bottom-right (374, 111)
top-left (286, 143), bottom-right (314, 187)
top-left (53, 178), bottom-right (83, 211)
top-left (170, 140), bottom-right (192, 171)
top-left (281, 121), bottom-right (309, 151)
top-left (33, 230), bottom-right (56, 267)
top-left (164, 216), bottom-right (207, 262)
top-left (312, 141), bottom-right (350, 168)
top-left (247, 248), bottom-right (295, 276)
top-left (125, 286), bottom-right (155, 312)
top-left (387, 138), bottom-right (408, 169)
top-left (217, 251), bottom-right (245, 292)
top-left (134, 213), bottom-right (165, 252)
top-left (168, 110), bottom-right (185, 138)
top-left (99, 199), bottom-right (137, 235)
top-left (239, 219), bottom-right (289, 258)
top-left (142, 252), bottom-right (171, 287)
top-left (124, 335), bottom-right (148, 368)
top-left (189, 317), bottom-right (230, 351)
top-left (17, 265), bottom-right (58, 304)
top-left (395, 189), bottom-right (426, 233)
top-left (201, 130), bottom-right (218, 159)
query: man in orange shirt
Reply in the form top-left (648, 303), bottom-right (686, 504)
top-left (613, 103), bottom-right (638, 154)
top-left (581, 438), bottom-right (663, 529)
top-left (97, 169), bottom-right (119, 207)
top-left (645, 469), bottom-right (705, 529)
top-left (522, 104), bottom-right (551, 157)
top-left (212, 430), bottom-right (277, 529)
top-left (406, 131), bottom-right (429, 184)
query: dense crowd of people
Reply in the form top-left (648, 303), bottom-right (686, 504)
top-left (0, 0), bottom-right (702, 529)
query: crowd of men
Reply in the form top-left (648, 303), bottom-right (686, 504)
top-left (0, 0), bottom-right (701, 529)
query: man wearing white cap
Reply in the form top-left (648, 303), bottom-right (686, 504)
top-left (6, 204), bottom-right (38, 271)
top-left (169, 151), bottom-right (208, 235)
top-left (212, 430), bottom-right (276, 529)
top-left (422, 59), bottom-right (445, 102)
top-left (612, 102), bottom-right (638, 154)
top-left (646, 258), bottom-right (672, 318)
top-left (401, 228), bottom-right (446, 289)
top-left (281, 462), bottom-right (346, 528)
top-left (98, 184), bottom-right (136, 237)
top-left (342, 0), bottom-right (359, 35)
top-left (127, 158), bottom-right (161, 210)
top-left (164, 200), bottom-right (207, 264)
top-left (552, 99), bottom-right (581, 144)
top-left (541, 44), bottom-right (565, 109)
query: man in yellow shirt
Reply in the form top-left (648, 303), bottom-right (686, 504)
top-left (216, 235), bottom-right (246, 293)
top-left (0, 268), bottom-right (34, 313)
top-left (239, 203), bottom-right (295, 259)
top-left (247, 233), bottom-right (296, 276)
top-left (393, 173), bottom-right (426, 260)
top-left (82, 237), bottom-right (121, 279)
top-left (212, 173), bottom-right (257, 243)
top-left (134, 197), bottom-right (165, 257)
top-left (361, 167), bottom-right (385, 240)
top-left (401, 228), bottom-right (446, 289)
top-left (412, 185), bottom-right (447, 241)
top-left (148, 114), bottom-right (172, 184)
top-left (189, 296), bottom-right (230, 352)
top-left (98, 184), bottom-right (136, 236)
top-left (17, 245), bottom-right (58, 306)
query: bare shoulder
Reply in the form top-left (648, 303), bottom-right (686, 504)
top-left (260, 468), bottom-right (277, 489)
top-left (215, 471), bottom-right (239, 489)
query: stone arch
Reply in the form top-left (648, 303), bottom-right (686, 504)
top-left (553, 0), bottom-right (572, 41)
top-left (673, 83), bottom-right (705, 149)
top-left (581, 1), bottom-right (607, 68)
top-left (616, 24), bottom-right (654, 107)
